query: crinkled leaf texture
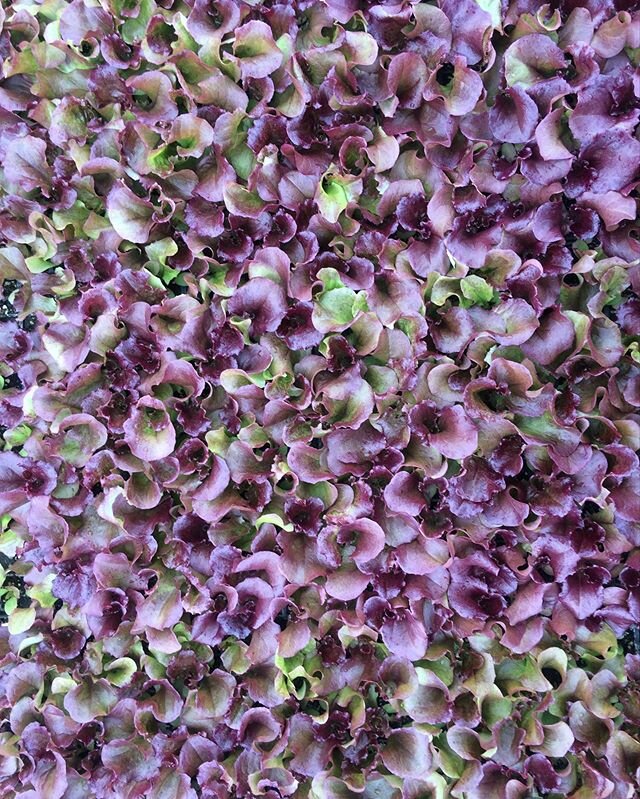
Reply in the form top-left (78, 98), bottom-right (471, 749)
top-left (0, 1), bottom-right (639, 798)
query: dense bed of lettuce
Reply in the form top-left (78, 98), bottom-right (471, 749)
top-left (0, 0), bottom-right (640, 797)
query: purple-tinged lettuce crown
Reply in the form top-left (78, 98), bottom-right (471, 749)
top-left (0, 0), bottom-right (639, 797)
